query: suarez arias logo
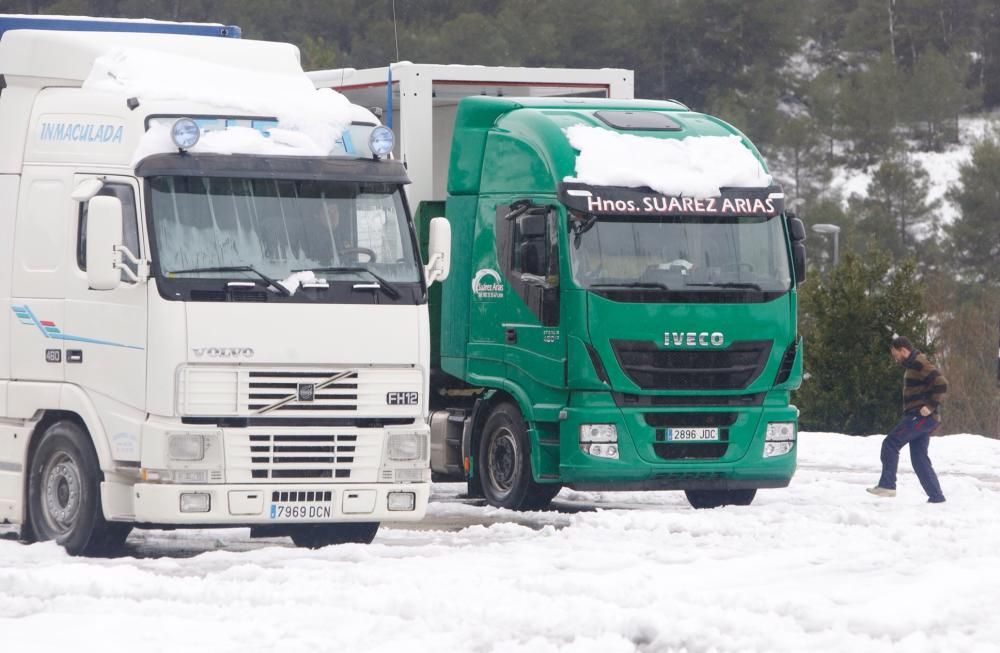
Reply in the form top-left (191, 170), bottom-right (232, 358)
top-left (472, 269), bottom-right (504, 299)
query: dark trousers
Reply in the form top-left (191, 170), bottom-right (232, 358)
top-left (878, 415), bottom-right (945, 501)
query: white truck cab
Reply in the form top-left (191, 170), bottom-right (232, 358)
top-left (0, 18), bottom-right (447, 554)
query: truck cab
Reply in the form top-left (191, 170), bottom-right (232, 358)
top-left (314, 64), bottom-right (805, 511)
top-left (0, 19), bottom-right (445, 554)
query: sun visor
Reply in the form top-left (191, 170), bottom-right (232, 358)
top-left (135, 152), bottom-right (410, 183)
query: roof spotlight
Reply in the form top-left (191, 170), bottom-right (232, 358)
top-left (369, 125), bottom-right (394, 158)
top-left (171, 118), bottom-right (201, 151)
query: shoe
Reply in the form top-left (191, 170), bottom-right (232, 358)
top-left (927, 497), bottom-right (946, 504)
top-left (866, 486), bottom-right (896, 497)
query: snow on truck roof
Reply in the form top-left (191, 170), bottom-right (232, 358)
top-left (566, 125), bottom-right (772, 199)
top-left (1, 29), bottom-right (369, 162)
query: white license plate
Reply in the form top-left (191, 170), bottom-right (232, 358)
top-left (666, 427), bottom-right (720, 442)
top-left (269, 504), bottom-right (334, 520)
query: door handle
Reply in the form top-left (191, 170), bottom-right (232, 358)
top-left (505, 328), bottom-right (517, 344)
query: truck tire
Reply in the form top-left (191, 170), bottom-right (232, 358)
top-left (290, 522), bottom-right (379, 548)
top-left (27, 420), bottom-right (132, 556)
top-left (478, 402), bottom-right (560, 511)
top-left (684, 489), bottom-right (756, 509)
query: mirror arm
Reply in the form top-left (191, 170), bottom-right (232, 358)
top-left (115, 245), bottom-right (146, 283)
top-left (425, 252), bottom-right (444, 285)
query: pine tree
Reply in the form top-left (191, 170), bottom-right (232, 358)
top-left (797, 252), bottom-right (929, 434)
top-left (946, 137), bottom-right (1000, 286)
top-left (848, 154), bottom-right (940, 261)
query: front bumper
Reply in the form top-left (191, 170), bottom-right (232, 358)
top-left (112, 481), bottom-right (429, 525)
top-left (557, 394), bottom-right (797, 491)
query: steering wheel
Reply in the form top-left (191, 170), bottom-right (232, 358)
top-left (661, 259), bottom-right (694, 272)
top-left (725, 262), bottom-right (755, 273)
top-left (339, 246), bottom-right (377, 263)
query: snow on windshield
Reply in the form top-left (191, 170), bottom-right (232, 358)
top-left (82, 47), bottom-right (359, 163)
top-left (565, 125), bottom-right (773, 199)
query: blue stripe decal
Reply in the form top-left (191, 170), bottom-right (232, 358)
top-left (10, 305), bottom-right (144, 351)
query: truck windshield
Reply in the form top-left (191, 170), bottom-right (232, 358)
top-left (148, 177), bottom-right (420, 283)
top-left (569, 214), bottom-right (792, 296)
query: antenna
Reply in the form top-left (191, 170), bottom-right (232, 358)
top-left (392, 0), bottom-right (400, 62)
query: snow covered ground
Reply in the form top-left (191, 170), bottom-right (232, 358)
top-left (2, 432), bottom-right (999, 653)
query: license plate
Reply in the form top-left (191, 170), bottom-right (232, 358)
top-left (269, 504), bottom-right (333, 520)
top-left (666, 427), bottom-right (720, 442)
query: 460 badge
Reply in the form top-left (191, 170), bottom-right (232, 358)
top-left (270, 504), bottom-right (333, 519)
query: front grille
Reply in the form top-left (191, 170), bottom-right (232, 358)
top-left (271, 490), bottom-right (333, 502)
top-left (178, 366), bottom-right (422, 418)
top-left (610, 339), bottom-right (772, 390)
top-left (247, 371), bottom-right (360, 414)
top-left (775, 339), bottom-right (798, 384)
top-left (226, 430), bottom-right (382, 483)
top-left (614, 393), bottom-right (764, 407)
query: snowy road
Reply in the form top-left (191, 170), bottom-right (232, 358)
top-left (3, 432), bottom-right (1000, 653)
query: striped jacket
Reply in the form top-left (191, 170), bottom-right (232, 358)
top-left (902, 350), bottom-right (948, 421)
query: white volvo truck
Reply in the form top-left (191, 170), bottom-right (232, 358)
top-left (0, 17), bottom-right (450, 554)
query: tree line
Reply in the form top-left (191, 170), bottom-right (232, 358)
top-left (3, 0), bottom-right (998, 435)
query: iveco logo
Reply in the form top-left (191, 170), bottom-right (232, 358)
top-left (664, 332), bottom-right (725, 347)
top-left (192, 347), bottom-right (255, 358)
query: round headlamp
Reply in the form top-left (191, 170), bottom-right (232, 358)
top-left (369, 125), bottom-right (394, 158)
top-left (171, 118), bottom-right (201, 150)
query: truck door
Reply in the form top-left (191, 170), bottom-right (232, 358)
top-left (63, 175), bottom-right (147, 462)
top-left (496, 201), bottom-right (566, 403)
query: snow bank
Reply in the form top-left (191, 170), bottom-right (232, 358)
top-left (565, 125), bottom-right (773, 198)
top-left (2, 432), bottom-right (999, 653)
top-left (83, 47), bottom-right (357, 163)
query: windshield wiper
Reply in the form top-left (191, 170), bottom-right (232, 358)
top-left (589, 282), bottom-right (670, 290)
top-left (167, 265), bottom-right (291, 297)
top-left (294, 266), bottom-right (401, 300)
top-left (685, 282), bottom-right (763, 291)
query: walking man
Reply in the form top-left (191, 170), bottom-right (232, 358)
top-left (868, 336), bottom-right (948, 503)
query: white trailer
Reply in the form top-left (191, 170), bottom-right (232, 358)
top-left (309, 63), bottom-right (634, 209)
top-left (0, 18), bottom-right (450, 554)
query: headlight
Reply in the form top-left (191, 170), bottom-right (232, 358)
top-left (387, 433), bottom-right (425, 461)
top-left (171, 117), bottom-right (201, 150)
top-left (765, 422), bottom-right (796, 442)
top-left (580, 424), bottom-right (617, 443)
top-left (168, 433), bottom-right (205, 461)
top-left (764, 441), bottom-right (794, 458)
top-left (580, 424), bottom-right (619, 459)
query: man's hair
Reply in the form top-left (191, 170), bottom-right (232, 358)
top-left (891, 335), bottom-right (913, 350)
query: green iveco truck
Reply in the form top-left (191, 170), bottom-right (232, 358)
top-left (312, 64), bottom-right (806, 510)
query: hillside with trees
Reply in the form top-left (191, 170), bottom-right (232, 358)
top-left (2, 0), bottom-right (997, 435)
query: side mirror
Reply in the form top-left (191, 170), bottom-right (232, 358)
top-left (516, 211), bottom-right (546, 238)
top-left (787, 216), bottom-right (806, 242)
top-left (792, 242), bottom-right (807, 284)
top-left (86, 195), bottom-right (123, 290)
top-left (425, 217), bottom-right (451, 285)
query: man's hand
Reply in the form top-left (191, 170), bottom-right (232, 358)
top-left (919, 406), bottom-right (932, 417)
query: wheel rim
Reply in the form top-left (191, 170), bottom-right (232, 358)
top-left (40, 452), bottom-right (83, 535)
top-left (487, 427), bottom-right (518, 496)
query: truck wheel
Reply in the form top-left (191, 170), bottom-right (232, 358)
top-left (290, 522), bottom-right (379, 548)
top-left (478, 403), bottom-right (560, 511)
top-left (684, 489), bottom-right (756, 509)
top-left (27, 420), bottom-right (130, 556)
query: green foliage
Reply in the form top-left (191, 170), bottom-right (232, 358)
top-left (797, 252), bottom-right (929, 435)
top-left (838, 54), bottom-right (903, 165)
top-left (899, 47), bottom-right (978, 150)
top-left (946, 137), bottom-right (1000, 286)
top-left (848, 155), bottom-right (940, 261)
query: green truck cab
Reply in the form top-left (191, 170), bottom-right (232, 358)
top-left (314, 64), bottom-right (806, 510)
